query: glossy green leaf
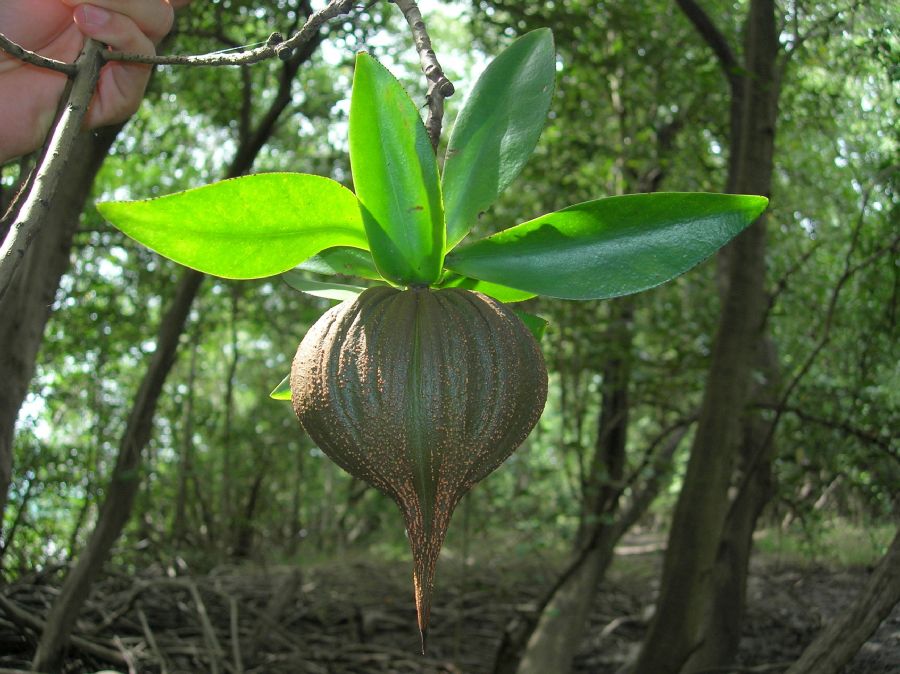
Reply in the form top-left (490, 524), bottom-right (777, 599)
top-left (98, 173), bottom-right (368, 279)
top-left (442, 29), bottom-right (556, 249)
top-left (298, 247), bottom-right (383, 281)
top-left (514, 310), bottom-right (549, 341)
top-left (445, 193), bottom-right (768, 300)
top-left (270, 374), bottom-right (291, 401)
top-left (438, 273), bottom-right (535, 303)
top-left (349, 53), bottom-right (444, 285)
top-left (281, 272), bottom-right (367, 302)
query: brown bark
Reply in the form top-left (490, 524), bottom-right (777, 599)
top-left (686, 338), bottom-right (780, 670)
top-left (785, 528), bottom-right (900, 674)
top-left (632, 2), bottom-right (779, 672)
top-left (0, 127), bottom-right (120, 546)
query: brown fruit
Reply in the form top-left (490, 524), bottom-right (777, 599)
top-left (290, 286), bottom-right (547, 648)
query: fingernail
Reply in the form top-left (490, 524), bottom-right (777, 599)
top-left (77, 5), bottom-right (112, 28)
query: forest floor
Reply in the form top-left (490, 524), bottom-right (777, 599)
top-left (0, 535), bottom-right (897, 673)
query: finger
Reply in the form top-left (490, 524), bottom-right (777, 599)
top-left (62, 0), bottom-right (174, 44)
top-left (72, 7), bottom-right (156, 127)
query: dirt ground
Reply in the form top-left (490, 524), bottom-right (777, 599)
top-left (0, 542), bottom-right (897, 673)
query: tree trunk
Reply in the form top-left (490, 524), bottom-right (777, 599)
top-left (0, 127), bottom-right (120, 543)
top-left (632, 2), bottom-right (779, 672)
top-left (512, 301), bottom-right (632, 674)
top-left (786, 528), bottom-right (900, 674)
top-left (31, 269), bottom-right (204, 671)
top-left (685, 338), bottom-right (780, 670)
top-left (505, 423), bottom-right (690, 674)
top-left (172, 326), bottom-right (201, 542)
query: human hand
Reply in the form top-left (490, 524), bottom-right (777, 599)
top-left (0, 0), bottom-right (191, 163)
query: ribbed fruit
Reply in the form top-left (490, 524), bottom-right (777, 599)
top-left (290, 286), bottom-right (547, 649)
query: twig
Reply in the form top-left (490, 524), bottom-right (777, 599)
top-left (111, 634), bottom-right (137, 674)
top-left (102, 0), bottom-right (353, 67)
top-left (229, 596), bottom-right (244, 674)
top-left (0, 40), bottom-right (102, 302)
top-left (674, 0), bottom-right (740, 90)
top-left (188, 581), bottom-right (225, 674)
top-left (392, 0), bottom-right (455, 150)
top-left (693, 662), bottom-right (793, 674)
top-left (0, 593), bottom-right (127, 664)
top-left (0, 32), bottom-right (76, 75)
top-left (763, 239), bottom-right (823, 327)
top-left (731, 165), bottom-right (900, 502)
top-left (137, 608), bottom-right (169, 674)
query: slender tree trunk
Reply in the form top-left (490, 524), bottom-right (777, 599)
top-left (232, 472), bottom-right (264, 560)
top-left (502, 423), bottom-right (690, 674)
top-left (173, 326), bottom-right (201, 542)
top-left (785, 528), bottom-right (900, 674)
top-left (633, 2), bottom-right (779, 672)
top-left (223, 287), bottom-right (240, 551)
top-left (0, 127), bottom-right (120, 542)
top-left (496, 296), bottom-right (635, 674)
top-left (32, 269), bottom-right (203, 671)
top-left (685, 338), bottom-right (780, 670)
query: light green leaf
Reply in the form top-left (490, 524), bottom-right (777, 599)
top-left (514, 310), bottom-right (549, 341)
top-left (442, 28), bottom-right (556, 249)
top-left (298, 247), bottom-right (383, 281)
top-left (438, 273), bottom-right (536, 303)
top-left (270, 374), bottom-right (291, 401)
top-left (281, 272), bottom-right (367, 302)
top-left (98, 173), bottom-right (367, 279)
top-left (445, 193), bottom-right (769, 300)
top-left (349, 52), bottom-right (445, 285)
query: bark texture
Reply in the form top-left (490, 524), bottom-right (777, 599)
top-left (785, 528), bottom-right (900, 674)
top-left (0, 127), bottom-right (120, 547)
top-left (632, 1), bottom-right (779, 672)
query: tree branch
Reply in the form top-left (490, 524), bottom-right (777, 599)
top-left (756, 402), bottom-right (897, 459)
top-left (733, 167), bottom-right (900, 497)
top-left (674, 0), bottom-right (741, 89)
top-left (0, 31), bottom-right (76, 75)
top-left (102, 0), bottom-right (353, 67)
top-left (392, 0), bottom-right (456, 151)
top-left (0, 40), bottom-right (103, 302)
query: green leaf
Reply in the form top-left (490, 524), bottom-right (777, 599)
top-left (298, 247), bottom-right (383, 281)
top-left (514, 310), bottom-right (549, 341)
top-left (445, 193), bottom-right (768, 300)
top-left (438, 273), bottom-right (536, 303)
top-left (281, 272), bottom-right (367, 302)
top-left (270, 374), bottom-right (291, 401)
top-left (442, 28), bottom-right (556, 249)
top-left (349, 52), bottom-right (444, 285)
top-left (97, 173), bottom-right (368, 279)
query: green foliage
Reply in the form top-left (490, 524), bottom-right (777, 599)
top-left (445, 192), bottom-right (768, 299)
top-left (349, 53), bottom-right (445, 285)
top-left (97, 174), bottom-right (368, 279)
top-left (442, 28), bottom-right (556, 247)
top-left (99, 31), bottom-right (764, 310)
top-left (280, 273), bottom-right (368, 302)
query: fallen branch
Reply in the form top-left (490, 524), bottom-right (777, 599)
top-left (0, 593), bottom-right (126, 665)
